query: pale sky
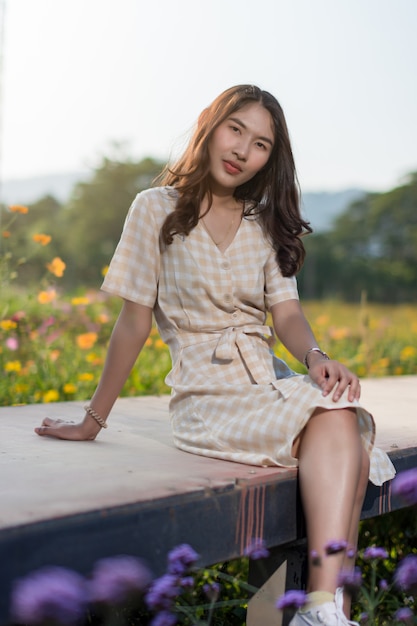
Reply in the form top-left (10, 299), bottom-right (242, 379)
top-left (2, 0), bottom-right (417, 191)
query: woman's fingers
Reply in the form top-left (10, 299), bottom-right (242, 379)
top-left (311, 361), bottom-right (361, 403)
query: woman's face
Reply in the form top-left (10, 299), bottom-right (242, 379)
top-left (207, 102), bottom-right (275, 195)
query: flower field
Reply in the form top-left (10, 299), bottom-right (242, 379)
top-left (1, 203), bottom-right (416, 407)
top-left (1, 288), bottom-right (416, 407)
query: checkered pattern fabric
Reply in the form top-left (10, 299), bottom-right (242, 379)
top-left (102, 187), bottom-right (395, 486)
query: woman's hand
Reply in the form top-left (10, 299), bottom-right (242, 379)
top-left (35, 416), bottom-right (101, 441)
top-left (308, 358), bottom-right (361, 403)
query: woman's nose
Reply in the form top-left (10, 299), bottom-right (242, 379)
top-left (233, 144), bottom-right (248, 161)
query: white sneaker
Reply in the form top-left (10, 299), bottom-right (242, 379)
top-left (288, 589), bottom-right (359, 626)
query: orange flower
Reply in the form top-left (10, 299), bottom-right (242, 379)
top-left (2, 231), bottom-right (11, 238)
top-left (46, 257), bottom-right (66, 277)
top-left (32, 233), bottom-right (52, 246)
top-left (9, 204), bottom-right (29, 214)
top-left (76, 332), bottom-right (98, 350)
top-left (37, 289), bottom-right (57, 304)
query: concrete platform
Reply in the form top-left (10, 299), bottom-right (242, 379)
top-left (1, 376), bottom-right (416, 530)
top-left (0, 376), bottom-right (416, 624)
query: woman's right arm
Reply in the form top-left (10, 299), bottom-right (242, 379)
top-left (35, 299), bottom-right (153, 440)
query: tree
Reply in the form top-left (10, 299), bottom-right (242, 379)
top-left (61, 152), bottom-right (165, 285)
top-left (299, 173), bottom-right (417, 302)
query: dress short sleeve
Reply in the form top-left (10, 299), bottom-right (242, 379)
top-left (101, 191), bottom-right (161, 307)
top-left (264, 247), bottom-right (299, 309)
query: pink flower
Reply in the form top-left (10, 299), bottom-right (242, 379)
top-left (5, 337), bottom-right (19, 351)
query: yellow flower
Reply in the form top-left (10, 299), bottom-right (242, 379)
top-left (71, 296), bottom-right (90, 306)
top-left (63, 383), bottom-right (77, 394)
top-left (155, 338), bottom-right (166, 350)
top-left (86, 352), bottom-right (102, 365)
top-left (400, 346), bottom-right (416, 360)
top-left (37, 289), bottom-right (57, 304)
top-left (101, 265), bottom-right (109, 277)
top-left (315, 314), bottom-right (330, 327)
top-left (378, 357), bottom-right (390, 368)
top-left (13, 383), bottom-right (29, 394)
top-left (4, 360), bottom-right (22, 373)
top-left (2, 230), bottom-right (11, 238)
top-left (78, 372), bottom-right (94, 382)
top-left (32, 233), bottom-right (52, 246)
top-left (76, 332), bottom-right (98, 350)
top-left (145, 337), bottom-right (153, 347)
top-left (9, 204), bottom-right (29, 214)
top-left (43, 389), bottom-right (60, 403)
top-left (46, 257), bottom-right (66, 277)
top-left (0, 319), bottom-right (18, 331)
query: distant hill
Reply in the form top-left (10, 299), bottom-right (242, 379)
top-left (1, 171), bottom-right (366, 233)
top-left (1, 171), bottom-right (91, 205)
top-left (301, 188), bottom-right (366, 232)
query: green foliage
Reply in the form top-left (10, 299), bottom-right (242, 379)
top-left (60, 152), bottom-right (165, 286)
top-left (352, 508), bottom-right (417, 623)
top-left (298, 172), bottom-right (417, 302)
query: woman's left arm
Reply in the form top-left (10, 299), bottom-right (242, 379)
top-left (270, 299), bottom-right (361, 402)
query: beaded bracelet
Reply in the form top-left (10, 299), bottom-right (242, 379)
top-left (84, 405), bottom-right (108, 429)
top-left (303, 347), bottom-right (330, 370)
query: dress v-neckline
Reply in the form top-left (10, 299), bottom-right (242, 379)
top-left (198, 215), bottom-right (243, 255)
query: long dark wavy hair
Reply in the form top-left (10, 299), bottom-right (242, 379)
top-left (158, 84), bottom-right (312, 276)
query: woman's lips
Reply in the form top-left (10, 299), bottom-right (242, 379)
top-left (223, 160), bottom-right (242, 175)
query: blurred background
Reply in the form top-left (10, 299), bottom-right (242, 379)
top-left (1, 0), bottom-right (416, 300)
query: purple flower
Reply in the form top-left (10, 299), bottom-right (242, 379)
top-left (394, 607), bottom-right (414, 623)
top-left (145, 574), bottom-right (180, 611)
top-left (363, 546), bottom-right (388, 560)
top-left (324, 540), bottom-right (348, 555)
top-left (392, 469), bottom-right (417, 506)
top-left (379, 579), bottom-right (388, 591)
top-left (167, 544), bottom-right (199, 575)
top-left (276, 589), bottom-right (307, 611)
top-left (359, 612), bottom-right (369, 623)
top-left (394, 555), bottom-right (417, 592)
top-left (244, 538), bottom-right (270, 560)
top-left (10, 566), bottom-right (88, 625)
top-left (179, 576), bottom-right (194, 589)
top-left (337, 567), bottom-right (362, 594)
top-left (150, 611), bottom-right (178, 626)
top-left (203, 582), bottom-right (221, 602)
top-left (310, 550), bottom-right (321, 566)
top-left (88, 555), bottom-right (153, 604)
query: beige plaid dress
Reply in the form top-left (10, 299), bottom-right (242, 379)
top-left (102, 187), bottom-right (395, 486)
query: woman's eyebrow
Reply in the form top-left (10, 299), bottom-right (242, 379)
top-left (228, 116), bottom-right (274, 146)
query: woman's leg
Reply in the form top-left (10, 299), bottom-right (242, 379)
top-left (296, 407), bottom-right (366, 597)
top-left (340, 445), bottom-right (370, 616)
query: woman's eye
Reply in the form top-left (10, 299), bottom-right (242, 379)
top-left (230, 126), bottom-right (240, 133)
top-left (256, 142), bottom-right (266, 150)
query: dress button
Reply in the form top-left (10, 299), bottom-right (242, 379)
top-left (231, 312), bottom-right (239, 319)
top-left (224, 294), bottom-right (232, 302)
top-left (221, 261), bottom-right (230, 270)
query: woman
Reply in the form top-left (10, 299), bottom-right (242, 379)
top-left (36, 85), bottom-right (395, 625)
